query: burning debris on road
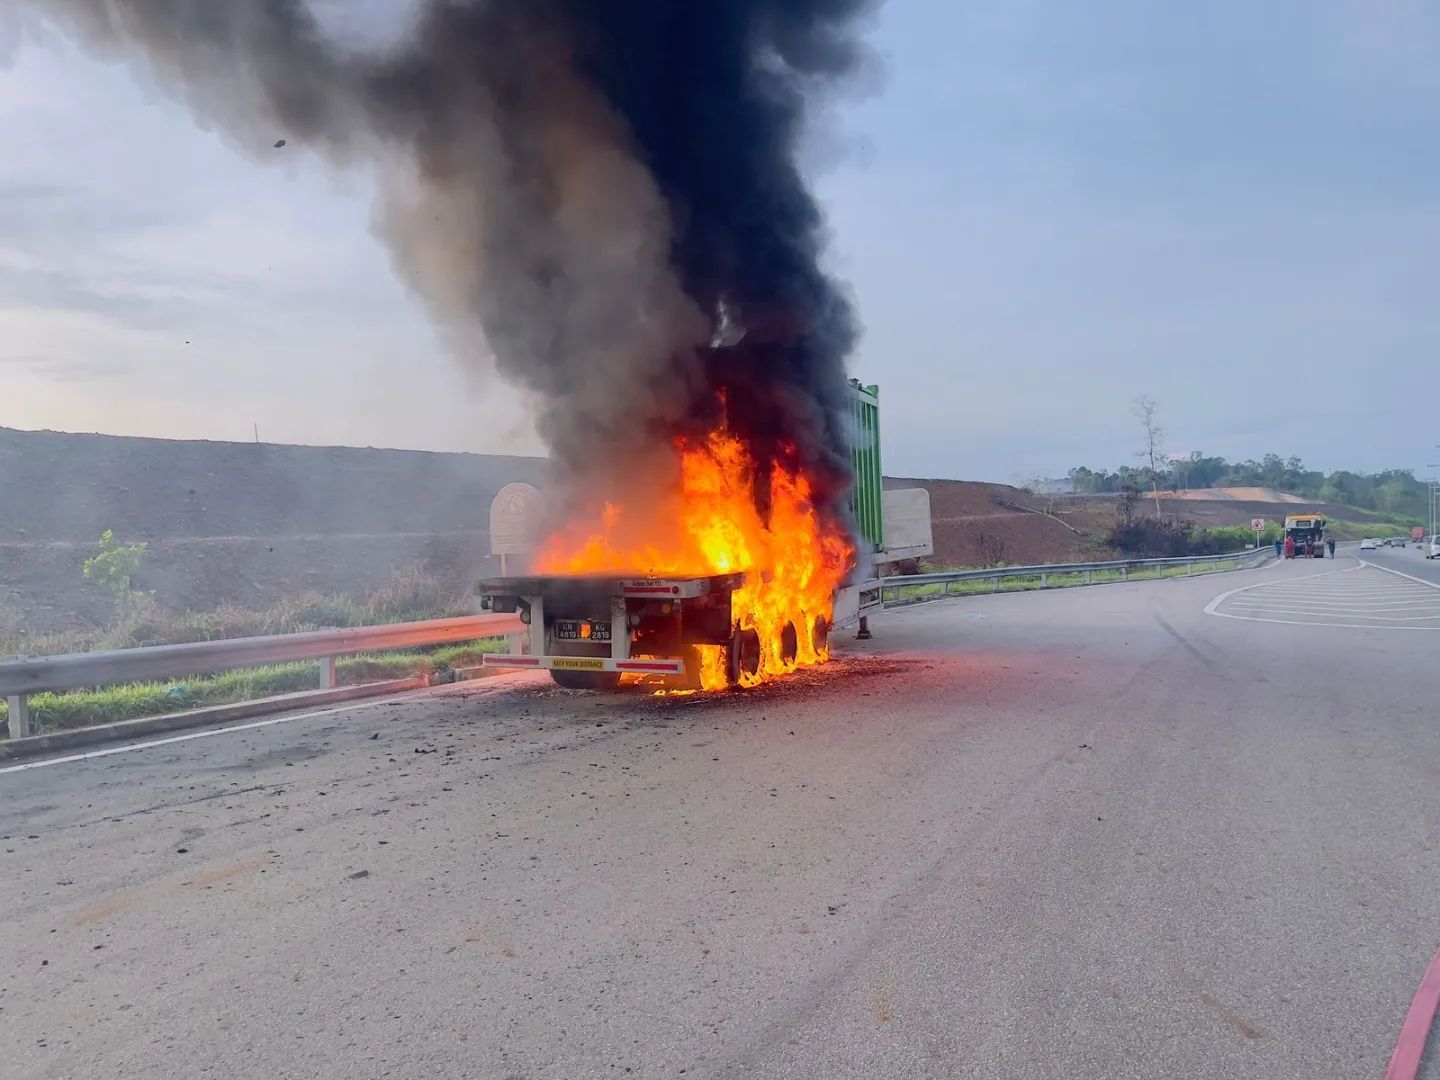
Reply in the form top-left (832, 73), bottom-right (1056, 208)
top-left (25, 0), bottom-right (879, 686)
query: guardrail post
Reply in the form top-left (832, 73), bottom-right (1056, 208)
top-left (1186, 561), bottom-right (1193, 576)
top-left (991, 576), bottom-right (1000, 592)
top-left (1084, 570), bottom-right (1093, 585)
top-left (1121, 566), bottom-right (1128, 581)
top-left (1041, 572), bottom-right (1049, 588)
top-left (6, 693), bottom-right (30, 739)
top-left (318, 656), bottom-right (336, 690)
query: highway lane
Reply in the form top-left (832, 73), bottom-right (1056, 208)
top-left (2, 562), bottom-right (1437, 1080)
top-left (1362, 544), bottom-right (1440, 587)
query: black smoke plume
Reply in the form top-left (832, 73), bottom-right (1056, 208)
top-left (20, 1), bottom-right (874, 532)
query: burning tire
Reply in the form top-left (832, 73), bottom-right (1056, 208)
top-left (727, 628), bottom-right (761, 686)
top-left (779, 622), bottom-right (799, 665)
top-left (550, 669), bottom-right (623, 692)
top-left (811, 616), bottom-right (829, 655)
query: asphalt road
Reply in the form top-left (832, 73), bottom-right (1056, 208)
top-left (1362, 543), bottom-right (1440, 587)
top-left (2, 559), bottom-right (1437, 1079)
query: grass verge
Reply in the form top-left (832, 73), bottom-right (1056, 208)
top-left (1, 639), bottom-right (504, 735)
top-left (891, 559), bottom-right (1243, 604)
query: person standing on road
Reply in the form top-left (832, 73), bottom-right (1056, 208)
top-left (1327, 536), bottom-right (1336, 558)
top-left (1274, 537), bottom-right (1283, 558)
top-left (1284, 535), bottom-right (1296, 559)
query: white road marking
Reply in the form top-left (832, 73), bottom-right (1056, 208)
top-left (1360, 560), bottom-right (1440, 590)
top-left (0, 674), bottom-right (535, 776)
top-left (1205, 564), bottom-right (1440, 631)
top-left (0, 704), bottom-right (364, 775)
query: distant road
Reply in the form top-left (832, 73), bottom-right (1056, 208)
top-left (2, 562), bottom-right (1437, 1079)
top-left (1363, 544), bottom-right (1440, 587)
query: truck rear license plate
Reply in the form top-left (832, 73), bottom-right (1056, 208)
top-left (555, 620), bottom-right (611, 642)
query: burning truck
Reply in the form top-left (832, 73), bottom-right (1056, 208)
top-left (479, 370), bottom-right (930, 691)
top-left (25, 2), bottom-right (906, 696)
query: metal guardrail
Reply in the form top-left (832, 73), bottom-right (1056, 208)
top-left (875, 547), bottom-right (1274, 609)
top-left (0, 613), bottom-right (526, 741)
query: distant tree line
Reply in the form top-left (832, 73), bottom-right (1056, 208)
top-left (1066, 453), bottom-right (1428, 520)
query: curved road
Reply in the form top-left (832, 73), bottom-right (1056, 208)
top-left (2, 559), bottom-right (1436, 1079)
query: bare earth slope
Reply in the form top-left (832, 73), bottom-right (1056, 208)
top-left (885, 477), bottom-right (1111, 567)
top-left (0, 427), bottom-right (545, 633)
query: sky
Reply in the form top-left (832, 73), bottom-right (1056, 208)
top-left (0, 1), bottom-right (1435, 484)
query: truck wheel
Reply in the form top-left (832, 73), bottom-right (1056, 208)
top-left (550, 669), bottom-right (623, 692)
top-left (727, 628), bottom-right (761, 685)
top-left (812, 616), bottom-right (830, 654)
top-left (780, 622), bottom-right (799, 665)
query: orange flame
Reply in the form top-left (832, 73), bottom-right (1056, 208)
top-left (534, 429), bottom-right (852, 689)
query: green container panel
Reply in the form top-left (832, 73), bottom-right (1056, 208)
top-left (849, 381), bottom-right (883, 551)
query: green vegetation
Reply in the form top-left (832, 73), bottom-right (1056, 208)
top-left (1193, 523), bottom-right (1284, 549)
top-left (1066, 453), bottom-right (1429, 520)
top-left (1, 568), bottom-right (471, 658)
top-left (82, 530), bottom-right (151, 600)
top-left (892, 558), bottom-right (1243, 604)
top-left (0, 640), bottom-right (504, 735)
top-left (0, 569), bottom-right (501, 736)
top-left (1324, 520), bottom-right (1412, 541)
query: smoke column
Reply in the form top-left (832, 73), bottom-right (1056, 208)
top-left (20, 0), bottom-right (875, 528)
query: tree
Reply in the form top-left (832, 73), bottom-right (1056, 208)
top-left (1067, 466), bottom-right (1098, 494)
top-left (1131, 395), bottom-right (1165, 516)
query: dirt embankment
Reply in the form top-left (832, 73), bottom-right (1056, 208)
top-left (885, 477), bottom-right (1114, 567)
top-left (1, 427), bottom-right (546, 633)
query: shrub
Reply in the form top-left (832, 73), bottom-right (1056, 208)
top-left (82, 530), bottom-right (150, 600)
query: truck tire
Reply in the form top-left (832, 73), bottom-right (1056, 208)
top-left (550, 669), bottom-right (623, 692)
top-left (812, 616), bottom-right (830, 654)
top-left (727, 628), bottom-right (761, 685)
top-left (779, 622), bottom-right (799, 665)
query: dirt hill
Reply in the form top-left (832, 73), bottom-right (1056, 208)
top-left (0, 427), bottom-right (546, 633)
top-left (885, 477), bottom-right (1113, 567)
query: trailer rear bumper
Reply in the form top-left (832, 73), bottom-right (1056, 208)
top-left (481, 654), bottom-right (686, 676)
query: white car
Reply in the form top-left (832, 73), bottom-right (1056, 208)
top-left (1359, 538), bottom-right (1380, 551)
top-left (1429, 537), bottom-right (1440, 560)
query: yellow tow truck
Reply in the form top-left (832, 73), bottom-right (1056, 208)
top-left (1283, 514), bottom-right (1327, 558)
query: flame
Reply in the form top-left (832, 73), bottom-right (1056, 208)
top-left (534, 429), bottom-right (852, 689)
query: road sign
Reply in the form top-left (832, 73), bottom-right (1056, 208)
top-left (1251, 518), bottom-right (1265, 532)
top-left (489, 483), bottom-right (545, 556)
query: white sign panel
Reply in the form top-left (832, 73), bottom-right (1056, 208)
top-left (882, 488), bottom-right (934, 559)
top-left (1251, 518), bottom-right (1265, 531)
top-left (490, 483), bottom-right (546, 556)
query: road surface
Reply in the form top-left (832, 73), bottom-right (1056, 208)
top-left (1362, 543), bottom-right (1440, 587)
top-left (2, 557), bottom-right (1436, 1079)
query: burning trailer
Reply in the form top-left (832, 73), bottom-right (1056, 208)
top-left (478, 571), bottom-right (784, 691)
top-left (479, 377), bottom-right (931, 692)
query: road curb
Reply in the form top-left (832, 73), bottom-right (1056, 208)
top-left (0, 676), bottom-right (428, 762)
